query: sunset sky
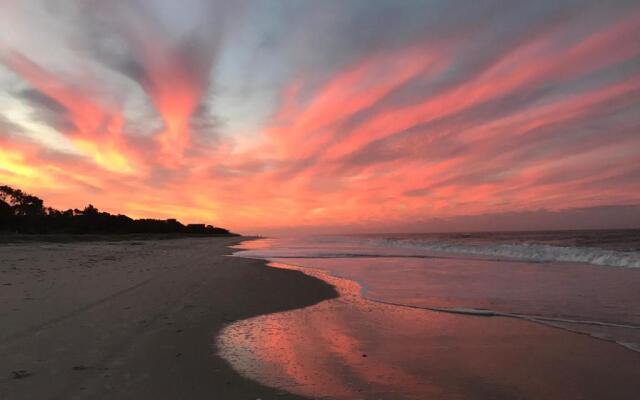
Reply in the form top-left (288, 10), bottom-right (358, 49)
top-left (0, 0), bottom-right (639, 234)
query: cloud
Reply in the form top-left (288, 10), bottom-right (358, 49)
top-left (0, 0), bottom-right (639, 233)
top-left (74, 0), bottom-right (237, 164)
top-left (0, 114), bottom-right (22, 136)
top-left (13, 88), bottom-right (76, 132)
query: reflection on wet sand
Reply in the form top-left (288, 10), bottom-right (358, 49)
top-left (217, 262), bottom-right (640, 400)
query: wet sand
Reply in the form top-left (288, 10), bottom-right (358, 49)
top-left (0, 237), bottom-right (336, 399)
top-left (219, 262), bottom-right (640, 400)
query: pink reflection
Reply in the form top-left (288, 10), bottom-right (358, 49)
top-left (217, 262), bottom-right (640, 399)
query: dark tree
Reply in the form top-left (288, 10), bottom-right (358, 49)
top-left (0, 185), bottom-right (234, 236)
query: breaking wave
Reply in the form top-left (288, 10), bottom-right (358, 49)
top-left (355, 238), bottom-right (640, 268)
top-left (240, 237), bottom-right (640, 268)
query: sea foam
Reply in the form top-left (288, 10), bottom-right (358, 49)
top-left (349, 237), bottom-right (640, 268)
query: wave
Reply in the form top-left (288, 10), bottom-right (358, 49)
top-left (344, 238), bottom-right (640, 268)
top-left (239, 239), bottom-right (640, 268)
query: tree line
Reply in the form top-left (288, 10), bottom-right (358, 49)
top-left (0, 185), bottom-right (233, 235)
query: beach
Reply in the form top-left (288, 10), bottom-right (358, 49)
top-left (3, 0), bottom-right (640, 398)
top-left (2, 236), bottom-right (640, 400)
top-left (0, 237), bottom-right (335, 399)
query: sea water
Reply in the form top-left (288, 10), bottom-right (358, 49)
top-left (234, 229), bottom-right (640, 352)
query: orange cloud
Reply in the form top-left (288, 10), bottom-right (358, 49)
top-left (1, 6), bottom-right (639, 234)
top-left (2, 51), bottom-right (142, 175)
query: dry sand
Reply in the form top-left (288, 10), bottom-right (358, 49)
top-left (0, 237), bottom-right (335, 399)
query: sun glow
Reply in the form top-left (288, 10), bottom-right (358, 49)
top-left (0, 1), bottom-right (639, 233)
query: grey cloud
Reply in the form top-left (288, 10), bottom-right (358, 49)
top-left (14, 88), bottom-right (76, 133)
top-left (0, 114), bottom-right (23, 135)
top-left (16, 88), bottom-right (66, 114)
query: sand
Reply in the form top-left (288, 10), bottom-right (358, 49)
top-left (0, 237), bottom-right (335, 399)
top-left (3, 237), bottom-right (639, 400)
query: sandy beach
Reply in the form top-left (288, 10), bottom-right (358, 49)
top-left (3, 236), bottom-right (640, 400)
top-left (3, 0), bottom-right (640, 398)
top-left (0, 237), bottom-right (335, 399)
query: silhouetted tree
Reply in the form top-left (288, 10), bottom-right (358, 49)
top-left (0, 185), bottom-right (234, 236)
top-left (0, 199), bottom-right (12, 230)
top-left (0, 186), bottom-right (44, 216)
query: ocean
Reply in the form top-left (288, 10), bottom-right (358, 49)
top-left (220, 229), bottom-right (640, 399)
top-left (234, 229), bottom-right (640, 351)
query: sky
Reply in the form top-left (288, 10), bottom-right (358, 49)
top-left (0, 0), bottom-right (639, 235)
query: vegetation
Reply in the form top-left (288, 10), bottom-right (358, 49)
top-left (0, 185), bottom-right (233, 236)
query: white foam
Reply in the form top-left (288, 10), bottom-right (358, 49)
top-left (354, 238), bottom-right (640, 268)
top-left (239, 239), bottom-right (640, 269)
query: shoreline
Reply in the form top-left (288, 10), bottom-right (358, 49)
top-left (0, 236), bottom-right (336, 399)
top-left (234, 257), bottom-right (640, 355)
top-left (219, 256), bottom-right (640, 399)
